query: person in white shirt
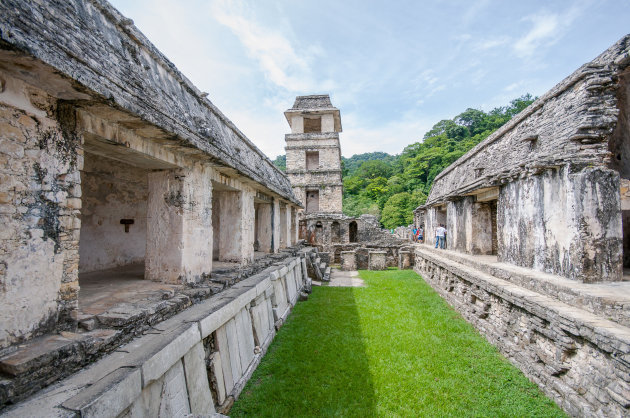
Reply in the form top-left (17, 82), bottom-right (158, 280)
top-left (435, 224), bottom-right (446, 249)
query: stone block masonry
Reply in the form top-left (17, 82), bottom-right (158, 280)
top-left (3, 251), bottom-right (325, 416)
top-left (368, 251), bottom-right (387, 270)
top-left (340, 251), bottom-right (356, 271)
top-left (414, 245), bottom-right (630, 417)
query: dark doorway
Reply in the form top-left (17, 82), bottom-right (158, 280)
top-left (349, 221), bottom-right (358, 243)
top-left (331, 221), bottom-right (341, 243)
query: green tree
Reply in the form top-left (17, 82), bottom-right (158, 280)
top-left (273, 155), bottom-right (286, 172)
top-left (357, 160), bottom-right (392, 180)
top-left (381, 193), bottom-right (412, 229)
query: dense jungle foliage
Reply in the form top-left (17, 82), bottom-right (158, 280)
top-left (272, 94), bottom-right (535, 229)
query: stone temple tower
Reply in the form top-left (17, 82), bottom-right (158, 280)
top-left (284, 95), bottom-right (343, 214)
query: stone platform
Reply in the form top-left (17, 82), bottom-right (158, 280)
top-left (414, 244), bottom-right (630, 416)
top-left (0, 246), bottom-right (328, 412)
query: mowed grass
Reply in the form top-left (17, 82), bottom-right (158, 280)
top-left (231, 269), bottom-right (566, 417)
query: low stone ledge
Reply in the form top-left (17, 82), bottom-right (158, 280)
top-left (414, 246), bottom-right (630, 416)
top-left (2, 252), bottom-right (317, 416)
top-left (0, 246), bottom-right (312, 412)
top-left (415, 244), bottom-right (630, 327)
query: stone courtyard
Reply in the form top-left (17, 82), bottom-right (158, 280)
top-left (0, 1), bottom-right (629, 417)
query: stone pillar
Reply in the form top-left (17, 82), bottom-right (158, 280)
top-left (285, 205), bottom-right (293, 247)
top-left (146, 166), bottom-right (213, 284)
top-left (215, 190), bottom-right (244, 263)
top-left (291, 207), bottom-right (298, 244)
top-left (398, 251), bottom-right (412, 269)
top-left (256, 202), bottom-right (273, 253)
top-left (368, 251), bottom-right (387, 270)
top-left (279, 203), bottom-right (288, 248)
top-left (340, 251), bottom-right (357, 271)
top-left (240, 189), bottom-right (255, 264)
top-left (272, 198), bottom-right (281, 253)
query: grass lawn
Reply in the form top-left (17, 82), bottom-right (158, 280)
top-left (231, 269), bottom-right (566, 417)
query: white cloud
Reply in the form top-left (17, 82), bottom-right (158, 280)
top-left (474, 37), bottom-right (510, 51)
top-left (513, 4), bottom-right (586, 59)
top-left (340, 111), bottom-right (436, 157)
top-left (513, 13), bottom-right (560, 57)
top-left (210, 0), bottom-right (333, 93)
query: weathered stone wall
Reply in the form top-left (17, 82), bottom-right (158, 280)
top-left (414, 246), bottom-right (630, 417)
top-left (3, 253), bottom-right (318, 417)
top-left (79, 154), bottom-right (147, 273)
top-left (0, 79), bottom-right (80, 348)
top-left (498, 166), bottom-right (622, 282)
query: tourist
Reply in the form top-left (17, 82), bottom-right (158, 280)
top-left (435, 224), bottom-right (446, 249)
top-left (418, 227), bottom-right (424, 243)
top-left (412, 227), bottom-right (418, 242)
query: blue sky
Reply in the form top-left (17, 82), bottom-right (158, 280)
top-left (109, 0), bottom-right (630, 158)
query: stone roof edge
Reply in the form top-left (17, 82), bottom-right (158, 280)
top-left (431, 34), bottom-right (630, 185)
top-left (94, 0), bottom-right (300, 205)
top-left (1, 0), bottom-right (301, 206)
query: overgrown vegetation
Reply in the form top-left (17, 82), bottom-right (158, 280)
top-left (272, 94), bottom-right (535, 229)
top-left (231, 269), bottom-right (565, 417)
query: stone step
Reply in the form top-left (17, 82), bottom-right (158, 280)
top-left (0, 329), bottom-right (121, 378)
top-left (323, 266), bottom-right (331, 282)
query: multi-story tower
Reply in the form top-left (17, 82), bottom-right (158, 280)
top-left (284, 95), bottom-right (343, 213)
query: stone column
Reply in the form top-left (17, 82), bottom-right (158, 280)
top-left (146, 165), bottom-right (213, 284)
top-left (240, 189), bottom-right (255, 264)
top-left (285, 205), bottom-right (293, 247)
top-left (256, 202), bottom-right (273, 253)
top-left (279, 203), bottom-right (288, 248)
top-left (291, 207), bottom-right (298, 244)
top-left (272, 199), bottom-right (281, 253)
top-left (215, 189), bottom-right (245, 263)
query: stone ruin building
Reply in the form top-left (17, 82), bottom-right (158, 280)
top-left (414, 35), bottom-right (630, 416)
top-left (1, 1), bottom-right (628, 417)
top-left (284, 95), bottom-right (411, 271)
top-left (0, 1), bottom-right (333, 416)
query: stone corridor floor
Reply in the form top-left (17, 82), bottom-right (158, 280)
top-left (325, 268), bottom-right (365, 287)
top-left (230, 269), bottom-right (566, 417)
top-left (78, 263), bottom-right (182, 316)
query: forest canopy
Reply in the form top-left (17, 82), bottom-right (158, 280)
top-left (273, 94), bottom-right (535, 229)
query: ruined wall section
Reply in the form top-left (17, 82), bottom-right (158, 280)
top-left (0, 76), bottom-right (81, 348)
top-left (0, 0), bottom-right (300, 206)
top-left (426, 36), bottom-right (629, 205)
top-left (79, 153), bottom-right (148, 273)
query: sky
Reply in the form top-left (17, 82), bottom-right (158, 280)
top-left (109, 0), bottom-right (630, 159)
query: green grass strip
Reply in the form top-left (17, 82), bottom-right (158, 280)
top-left (231, 269), bottom-right (566, 417)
